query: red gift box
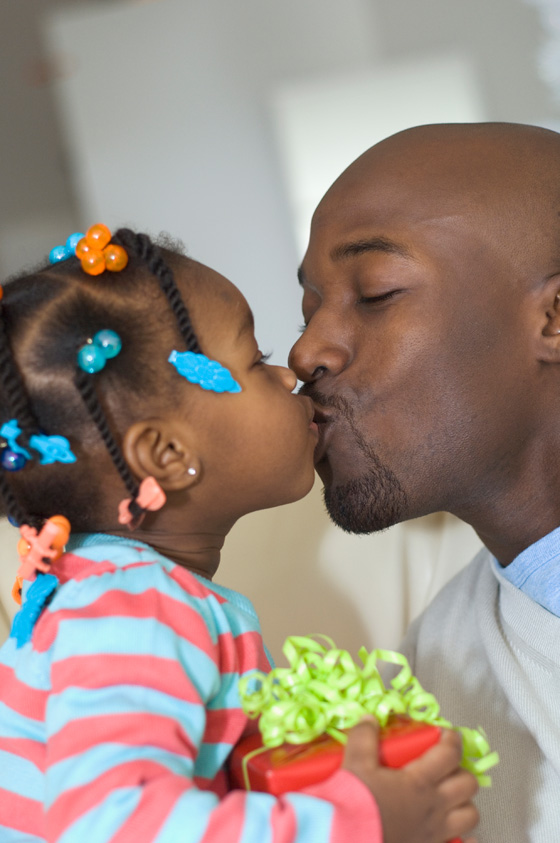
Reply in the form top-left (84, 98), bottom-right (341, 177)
top-left (229, 715), bottom-right (461, 843)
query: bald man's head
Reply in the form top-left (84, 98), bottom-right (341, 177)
top-left (315, 122), bottom-right (560, 281)
top-left (290, 122), bottom-right (560, 554)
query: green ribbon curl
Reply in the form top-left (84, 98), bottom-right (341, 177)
top-left (238, 634), bottom-right (499, 787)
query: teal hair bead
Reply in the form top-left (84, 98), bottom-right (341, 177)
top-left (77, 343), bottom-right (107, 374)
top-left (66, 232), bottom-right (85, 252)
top-left (49, 244), bottom-right (70, 264)
top-left (93, 329), bottom-right (122, 359)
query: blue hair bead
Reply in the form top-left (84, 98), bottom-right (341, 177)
top-left (77, 343), bottom-right (107, 374)
top-left (7, 514), bottom-right (20, 527)
top-left (49, 244), bottom-right (70, 264)
top-left (66, 232), bottom-right (84, 252)
top-left (93, 329), bottom-right (122, 359)
top-left (0, 449), bottom-right (27, 472)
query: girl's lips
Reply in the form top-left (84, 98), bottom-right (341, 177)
top-left (312, 406), bottom-right (332, 462)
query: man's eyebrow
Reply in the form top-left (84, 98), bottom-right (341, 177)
top-left (330, 236), bottom-right (414, 262)
top-left (297, 236), bottom-right (415, 286)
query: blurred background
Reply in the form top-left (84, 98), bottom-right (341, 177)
top-left (1, 0), bottom-right (558, 659)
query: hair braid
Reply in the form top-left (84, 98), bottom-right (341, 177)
top-left (114, 229), bottom-right (201, 353)
top-left (0, 303), bottom-right (40, 441)
top-left (74, 368), bottom-right (143, 522)
top-left (0, 471), bottom-right (35, 529)
top-left (0, 300), bottom-right (43, 529)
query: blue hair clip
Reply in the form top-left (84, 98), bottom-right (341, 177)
top-left (0, 420), bottom-right (31, 460)
top-left (168, 350), bottom-right (241, 394)
top-left (1, 420), bottom-right (76, 468)
top-left (49, 232), bottom-right (85, 264)
top-left (10, 573), bottom-right (58, 648)
top-left (29, 434), bottom-right (76, 465)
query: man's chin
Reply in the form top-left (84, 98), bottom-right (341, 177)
top-left (322, 471), bottom-right (408, 535)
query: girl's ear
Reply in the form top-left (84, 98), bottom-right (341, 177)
top-left (539, 277), bottom-right (560, 362)
top-left (122, 418), bottom-right (201, 491)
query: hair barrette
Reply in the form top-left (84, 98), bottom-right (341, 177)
top-left (168, 350), bottom-right (241, 394)
top-left (0, 419), bottom-right (76, 468)
top-left (77, 329), bottom-right (122, 373)
top-left (49, 224), bottom-right (128, 276)
top-left (118, 476), bottom-right (166, 528)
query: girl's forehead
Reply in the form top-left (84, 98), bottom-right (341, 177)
top-left (177, 259), bottom-right (252, 342)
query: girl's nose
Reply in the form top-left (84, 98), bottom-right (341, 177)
top-left (275, 364), bottom-right (298, 392)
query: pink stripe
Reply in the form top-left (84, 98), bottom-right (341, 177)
top-left (204, 708), bottom-right (247, 745)
top-left (199, 788), bottom-right (246, 843)
top-left (0, 787), bottom-right (43, 835)
top-left (48, 711), bottom-right (196, 765)
top-left (48, 760), bottom-right (177, 836)
top-left (35, 588), bottom-right (218, 655)
top-left (51, 653), bottom-right (203, 702)
top-left (304, 769), bottom-right (383, 842)
top-left (168, 566), bottom-right (228, 604)
top-left (270, 795), bottom-right (297, 843)
top-left (217, 630), bottom-right (271, 674)
top-left (0, 735), bottom-right (45, 771)
top-left (110, 773), bottom-right (190, 843)
top-left (0, 663), bottom-right (47, 720)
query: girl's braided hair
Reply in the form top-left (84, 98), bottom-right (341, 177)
top-left (0, 228), bottom-right (201, 532)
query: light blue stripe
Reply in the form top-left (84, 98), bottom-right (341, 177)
top-left (239, 791), bottom-right (275, 843)
top-left (51, 616), bottom-right (217, 685)
top-left (47, 744), bottom-right (193, 808)
top-left (0, 701), bottom-right (45, 742)
top-left (154, 788), bottom-right (215, 843)
top-left (194, 741), bottom-right (232, 779)
top-left (206, 673), bottom-right (240, 710)
top-left (0, 749), bottom-right (42, 799)
top-left (285, 792), bottom-right (334, 843)
top-left (46, 685), bottom-right (205, 742)
top-left (57, 787), bottom-right (142, 843)
top-left (0, 826), bottom-right (42, 843)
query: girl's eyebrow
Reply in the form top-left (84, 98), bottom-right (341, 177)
top-left (236, 307), bottom-right (255, 339)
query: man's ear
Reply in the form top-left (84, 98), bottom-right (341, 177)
top-left (539, 276), bottom-right (560, 362)
top-left (122, 418), bottom-right (201, 492)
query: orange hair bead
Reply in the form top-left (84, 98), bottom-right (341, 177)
top-left (0, 285), bottom-right (4, 301)
top-left (17, 537), bottom-right (30, 557)
top-left (86, 223), bottom-right (111, 250)
top-left (48, 515), bottom-right (71, 553)
top-left (75, 237), bottom-right (93, 259)
top-left (11, 576), bottom-right (23, 606)
top-left (103, 244), bottom-right (128, 272)
top-left (81, 250), bottom-right (106, 276)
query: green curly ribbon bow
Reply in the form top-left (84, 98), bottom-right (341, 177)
top-left (238, 635), bottom-right (499, 787)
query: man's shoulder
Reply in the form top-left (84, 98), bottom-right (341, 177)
top-left (401, 545), bottom-right (493, 655)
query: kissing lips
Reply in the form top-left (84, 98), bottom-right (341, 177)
top-left (312, 406), bottom-right (332, 464)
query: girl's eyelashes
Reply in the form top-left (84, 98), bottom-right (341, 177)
top-left (298, 323), bottom-right (307, 334)
top-left (256, 351), bottom-right (272, 365)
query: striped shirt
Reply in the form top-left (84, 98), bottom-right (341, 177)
top-left (0, 533), bottom-right (381, 842)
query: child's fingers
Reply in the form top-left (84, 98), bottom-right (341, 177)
top-left (342, 716), bottom-right (380, 776)
top-left (445, 802), bottom-right (480, 840)
top-left (438, 767), bottom-right (479, 806)
top-left (405, 728), bottom-right (463, 783)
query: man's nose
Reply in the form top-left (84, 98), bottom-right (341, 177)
top-left (288, 321), bottom-right (350, 383)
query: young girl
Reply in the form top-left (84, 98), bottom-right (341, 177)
top-left (0, 225), bottom-right (478, 843)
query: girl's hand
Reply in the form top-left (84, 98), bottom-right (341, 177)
top-left (342, 718), bottom-right (479, 843)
